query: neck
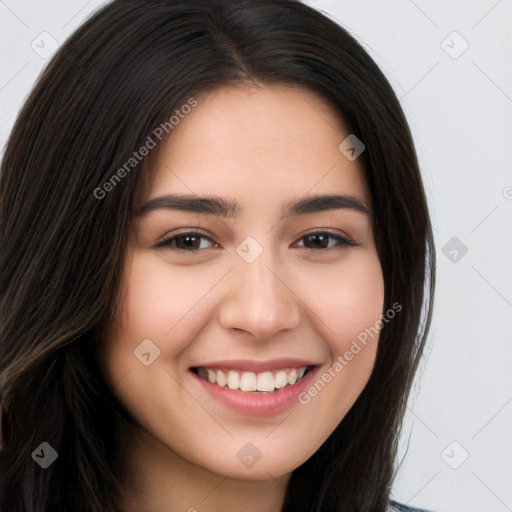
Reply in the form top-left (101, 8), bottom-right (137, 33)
top-left (116, 425), bottom-right (290, 512)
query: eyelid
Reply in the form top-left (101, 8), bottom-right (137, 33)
top-left (292, 231), bottom-right (359, 248)
top-left (154, 228), bottom-right (359, 252)
top-left (154, 229), bottom-right (216, 249)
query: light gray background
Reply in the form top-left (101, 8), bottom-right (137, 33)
top-left (1, 1), bottom-right (511, 511)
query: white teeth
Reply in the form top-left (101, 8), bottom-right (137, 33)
top-left (240, 372), bottom-right (257, 392)
top-left (274, 371), bottom-right (288, 389)
top-left (216, 370), bottom-right (227, 387)
top-left (195, 366), bottom-right (309, 393)
top-left (206, 369), bottom-right (216, 383)
top-left (287, 369), bottom-right (298, 385)
top-left (256, 371), bottom-right (274, 392)
top-left (227, 370), bottom-right (240, 390)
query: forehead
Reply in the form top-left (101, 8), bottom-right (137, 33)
top-left (144, 85), bottom-right (369, 210)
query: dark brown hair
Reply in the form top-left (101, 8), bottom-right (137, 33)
top-left (0, 0), bottom-right (435, 510)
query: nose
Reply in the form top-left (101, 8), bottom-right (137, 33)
top-left (218, 248), bottom-right (301, 340)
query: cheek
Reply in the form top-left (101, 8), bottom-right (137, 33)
top-left (106, 248), bottom-right (384, 382)
top-left (96, 244), bottom-right (386, 479)
top-left (114, 255), bottom-right (225, 353)
top-left (293, 252), bottom-right (384, 440)
top-left (301, 250), bottom-right (384, 348)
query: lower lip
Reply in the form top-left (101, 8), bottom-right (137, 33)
top-left (190, 367), bottom-right (319, 418)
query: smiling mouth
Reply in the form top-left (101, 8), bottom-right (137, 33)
top-left (190, 366), bottom-right (313, 393)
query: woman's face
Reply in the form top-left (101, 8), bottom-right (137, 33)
top-left (98, 85), bottom-right (384, 481)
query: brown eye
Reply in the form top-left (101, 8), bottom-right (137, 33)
top-left (295, 232), bottom-right (357, 250)
top-left (155, 232), bottom-right (216, 251)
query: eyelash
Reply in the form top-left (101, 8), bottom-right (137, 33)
top-left (154, 230), bottom-right (359, 253)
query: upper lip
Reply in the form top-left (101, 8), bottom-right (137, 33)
top-left (190, 358), bottom-right (321, 373)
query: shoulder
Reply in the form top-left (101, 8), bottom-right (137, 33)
top-left (387, 500), bottom-right (436, 512)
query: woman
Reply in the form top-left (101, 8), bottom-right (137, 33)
top-left (0, 0), bottom-right (435, 511)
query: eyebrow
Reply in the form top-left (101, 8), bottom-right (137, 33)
top-left (137, 193), bottom-right (371, 219)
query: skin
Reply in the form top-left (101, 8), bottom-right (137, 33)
top-left (97, 84), bottom-right (384, 512)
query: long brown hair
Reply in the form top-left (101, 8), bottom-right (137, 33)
top-left (0, 1), bottom-right (435, 510)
